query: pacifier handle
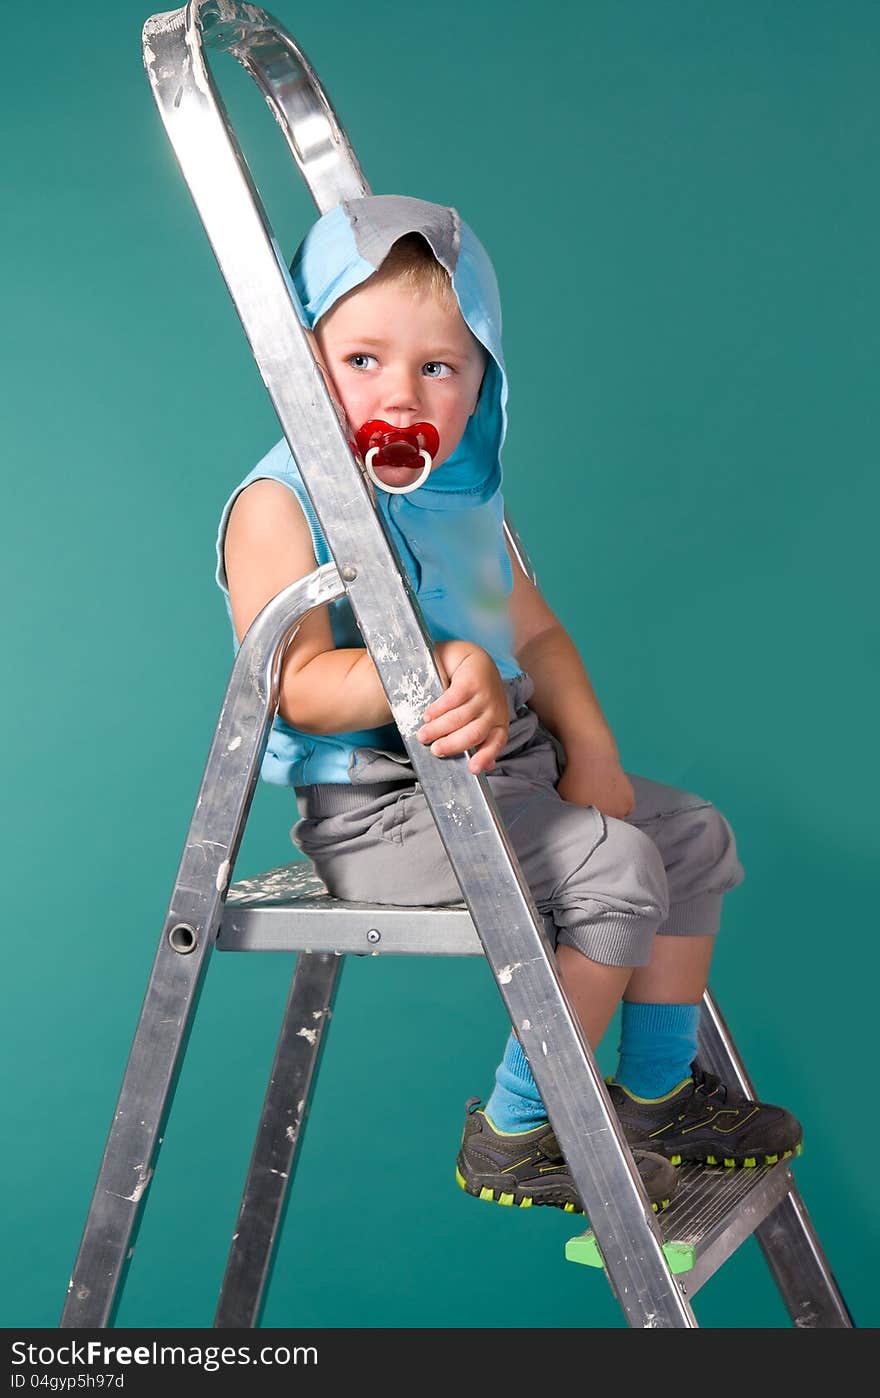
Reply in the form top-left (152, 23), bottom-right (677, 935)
top-left (364, 446), bottom-right (433, 495)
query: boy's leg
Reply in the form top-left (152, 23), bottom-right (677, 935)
top-left (486, 769), bottom-right (800, 1170)
top-left (292, 734), bottom-right (681, 1210)
top-left (293, 741), bottom-right (799, 1187)
top-left (603, 774), bottom-right (802, 1165)
top-left (612, 774), bottom-right (740, 1099)
top-left (479, 761), bottom-right (669, 1132)
top-left (484, 953), bottom-right (631, 1130)
top-left (455, 752), bottom-right (684, 1209)
top-left (612, 936), bottom-right (713, 1100)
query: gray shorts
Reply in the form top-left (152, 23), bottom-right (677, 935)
top-left (292, 681), bottom-right (744, 968)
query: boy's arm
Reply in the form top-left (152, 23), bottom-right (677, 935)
top-left (225, 479), bottom-right (509, 766)
top-left (224, 479), bottom-right (394, 734)
top-left (506, 541), bottom-right (635, 818)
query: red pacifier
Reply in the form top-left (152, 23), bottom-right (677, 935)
top-left (354, 420), bottom-right (440, 495)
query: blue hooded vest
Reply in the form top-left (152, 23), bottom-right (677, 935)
top-left (215, 195), bottom-right (524, 787)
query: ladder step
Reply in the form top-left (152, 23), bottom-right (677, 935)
top-left (219, 860), bottom-right (485, 955)
top-left (566, 1159), bottom-right (800, 1294)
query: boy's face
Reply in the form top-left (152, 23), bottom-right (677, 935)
top-left (313, 276), bottom-right (487, 491)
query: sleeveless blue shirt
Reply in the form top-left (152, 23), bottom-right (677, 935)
top-left (215, 196), bottom-right (523, 788)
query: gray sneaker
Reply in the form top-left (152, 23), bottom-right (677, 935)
top-left (455, 1098), bottom-right (679, 1214)
top-left (607, 1064), bottom-right (803, 1167)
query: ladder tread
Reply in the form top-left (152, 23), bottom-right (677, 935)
top-left (566, 1159), bottom-right (798, 1289)
top-left (220, 861), bottom-right (480, 955)
top-left (227, 859), bottom-right (467, 911)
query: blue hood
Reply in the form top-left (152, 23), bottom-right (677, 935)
top-left (289, 194), bottom-right (507, 510)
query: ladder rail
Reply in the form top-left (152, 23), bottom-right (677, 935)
top-left (698, 992), bottom-right (853, 1327)
top-left (60, 564), bottom-right (345, 1327)
top-left (214, 950), bottom-right (343, 1329)
top-left (142, 1), bottom-right (697, 1327)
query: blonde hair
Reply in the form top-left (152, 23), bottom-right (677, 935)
top-left (371, 232), bottom-right (458, 311)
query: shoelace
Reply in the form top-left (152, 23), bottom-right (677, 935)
top-left (689, 1065), bottom-right (728, 1102)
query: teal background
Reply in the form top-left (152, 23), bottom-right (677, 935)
top-left (3, 0), bottom-right (877, 1330)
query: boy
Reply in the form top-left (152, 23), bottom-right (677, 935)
top-left (218, 195), bottom-right (802, 1216)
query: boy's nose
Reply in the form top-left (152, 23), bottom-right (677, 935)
top-left (382, 366), bottom-right (422, 418)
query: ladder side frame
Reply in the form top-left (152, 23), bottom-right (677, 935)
top-left (698, 993), bottom-right (853, 1328)
top-left (214, 950), bottom-right (343, 1329)
top-left (141, 1), bottom-right (696, 1327)
top-left (60, 565), bottom-right (345, 1327)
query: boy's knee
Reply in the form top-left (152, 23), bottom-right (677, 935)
top-left (627, 779), bottom-right (745, 899)
top-left (601, 815), bottom-right (671, 917)
top-left (552, 816), bottom-right (671, 965)
top-left (682, 804), bottom-right (745, 895)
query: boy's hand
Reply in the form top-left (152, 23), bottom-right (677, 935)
top-left (416, 641), bottom-right (509, 774)
top-left (557, 754), bottom-right (636, 820)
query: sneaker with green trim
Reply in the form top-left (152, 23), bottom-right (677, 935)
top-left (455, 1098), bottom-right (679, 1214)
top-left (606, 1064), bottom-right (803, 1167)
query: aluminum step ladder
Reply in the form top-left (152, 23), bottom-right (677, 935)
top-left (60, 1), bottom-right (852, 1330)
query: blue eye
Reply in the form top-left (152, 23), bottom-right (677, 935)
top-left (423, 362), bottom-right (452, 379)
top-left (347, 353), bottom-right (378, 370)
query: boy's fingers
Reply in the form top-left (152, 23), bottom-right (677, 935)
top-left (422, 683), bottom-right (471, 721)
top-left (467, 726), bottom-right (508, 773)
top-left (416, 697), bottom-right (480, 743)
top-left (426, 716), bottom-right (499, 758)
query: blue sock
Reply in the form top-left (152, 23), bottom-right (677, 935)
top-left (484, 1031), bottom-right (547, 1132)
top-left (614, 1001), bottom-right (700, 1100)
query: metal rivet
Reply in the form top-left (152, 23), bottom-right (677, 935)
top-left (341, 565), bottom-right (358, 582)
top-left (366, 928), bottom-right (381, 944)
